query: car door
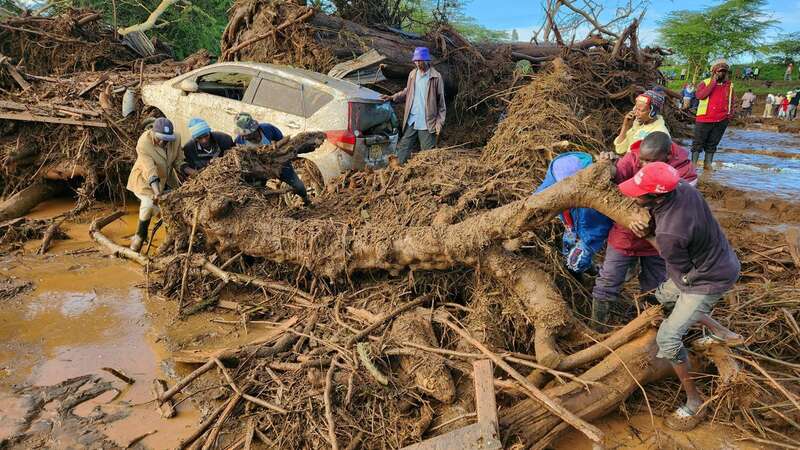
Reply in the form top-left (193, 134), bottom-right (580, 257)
top-left (244, 72), bottom-right (306, 136)
top-left (171, 66), bottom-right (259, 143)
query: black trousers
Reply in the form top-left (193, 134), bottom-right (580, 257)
top-left (691, 119), bottom-right (729, 155)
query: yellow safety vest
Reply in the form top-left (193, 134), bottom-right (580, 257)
top-left (696, 78), bottom-right (734, 117)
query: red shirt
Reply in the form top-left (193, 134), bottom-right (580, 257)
top-left (695, 79), bottom-right (735, 123)
top-left (607, 141), bottom-right (697, 256)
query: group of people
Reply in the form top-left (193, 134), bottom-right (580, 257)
top-left (763, 90), bottom-right (800, 120)
top-left (538, 62), bottom-right (742, 431)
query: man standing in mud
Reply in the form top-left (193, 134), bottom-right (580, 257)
top-left (593, 132), bottom-right (696, 331)
top-left (620, 161), bottom-right (743, 431)
top-left (127, 118), bottom-right (194, 252)
top-left (692, 59), bottom-right (735, 170)
top-left (381, 47), bottom-right (446, 164)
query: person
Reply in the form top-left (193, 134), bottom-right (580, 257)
top-left (740, 89), bottom-right (756, 116)
top-left (681, 84), bottom-right (695, 110)
top-left (535, 152), bottom-right (613, 277)
top-left (753, 66), bottom-right (760, 80)
top-left (381, 47), bottom-right (446, 164)
top-left (788, 90), bottom-right (800, 121)
top-left (778, 94), bottom-right (789, 119)
top-left (743, 67), bottom-right (752, 80)
top-left (182, 118), bottom-right (234, 172)
top-left (127, 117), bottom-right (194, 252)
top-left (763, 92), bottom-right (775, 118)
top-left (692, 59), bottom-right (735, 170)
top-left (773, 93), bottom-right (784, 117)
top-left (613, 89), bottom-right (670, 155)
top-left (592, 132), bottom-right (697, 331)
top-left (785, 63), bottom-right (793, 81)
top-left (233, 112), bottom-right (310, 205)
top-left (680, 67), bottom-right (687, 81)
top-left (619, 161), bottom-right (742, 431)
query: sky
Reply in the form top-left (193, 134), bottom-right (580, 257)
top-left (462, 0), bottom-right (800, 49)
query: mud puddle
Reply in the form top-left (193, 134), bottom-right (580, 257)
top-left (693, 128), bottom-right (800, 201)
top-left (0, 199), bottom-right (199, 449)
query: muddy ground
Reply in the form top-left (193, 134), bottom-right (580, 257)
top-left (1, 126), bottom-right (798, 449)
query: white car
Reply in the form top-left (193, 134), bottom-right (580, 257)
top-left (141, 62), bottom-right (399, 186)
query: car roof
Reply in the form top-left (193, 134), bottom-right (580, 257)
top-left (207, 61), bottom-right (382, 102)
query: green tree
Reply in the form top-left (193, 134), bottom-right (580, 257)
top-left (511, 28), bottom-right (519, 41)
top-left (763, 33), bottom-right (800, 64)
top-left (657, 0), bottom-right (776, 82)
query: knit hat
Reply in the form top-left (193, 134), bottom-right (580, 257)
top-left (188, 117), bottom-right (211, 140)
top-left (152, 117), bottom-right (176, 142)
top-left (637, 89), bottom-right (665, 115)
top-left (234, 112), bottom-right (259, 136)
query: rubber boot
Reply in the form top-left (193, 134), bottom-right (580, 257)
top-left (130, 218), bottom-right (151, 252)
top-left (703, 152), bottom-right (715, 171)
top-left (691, 151), bottom-right (700, 167)
top-left (591, 298), bottom-right (611, 333)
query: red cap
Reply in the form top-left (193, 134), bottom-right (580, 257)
top-left (619, 162), bottom-right (680, 197)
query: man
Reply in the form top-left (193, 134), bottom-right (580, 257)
top-left (785, 63), bottom-right (793, 81)
top-left (753, 66), bottom-right (760, 80)
top-left (679, 67), bottom-right (687, 81)
top-left (593, 132), bottom-right (697, 331)
top-left (535, 152), bottom-right (613, 277)
top-left (381, 47), bottom-right (446, 163)
top-left (233, 112), bottom-right (310, 205)
top-left (788, 89), bottom-right (800, 121)
top-left (127, 117), bottom-right (195, 251)
top-left (763, 92), bottom-right (775, 118)
top-left (740, 89), bottom-right (756, 117)
top-left (620, 161), bottom-right (742, 431)
top-left (614, 89), bottom-right (670, 155)
top-left (692, 59), bottom-right (735, 170)
top-left (681, 84), bottom-right (695, 110)
top-left (182, 117), bottom-right (234, 171)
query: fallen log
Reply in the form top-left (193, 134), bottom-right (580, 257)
top-left (0, 181), bottom-right (61, 221)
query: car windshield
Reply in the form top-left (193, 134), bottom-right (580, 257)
top-left (351, 102), bottom-right (398, 133)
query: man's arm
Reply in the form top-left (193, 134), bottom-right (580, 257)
top-left (656, 232), bottom-right (694, 280)
top-left (694, 80), bottom-right (716, 100)
top-left (435, 77), bottom-right (446, 133)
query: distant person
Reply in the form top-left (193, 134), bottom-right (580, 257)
top-left (614, 89), bottom-right (670, 155)
top-left (740, 89), bottom-right (756, 116)
top-left (692, 59), bottom-right (735, 170)
top-left (233, 112), bottom-right (310, 205)
top-left (381, 46), bottom-right (446, 164)
top-left (681, 84), bottom-right (696, 110)
top-left (182, 118), bottom-right (234, 172)
top-left (785, 63), bottom-right (794, 81)
top-left (534, 152), bottom-right (613, 277)
top-left (680, 67), bottom-right (687, 80)
top-left (763, 93), bottom-right (775, 118)
top-left (778, 94), bottom-right (789, 119)
top-left (743, 67), bottom-right (752, 80)
top-left (618, 161), bottom-right (742, 432)
top-left (753, 66), bottom-right (760, 80)
top-left (789, 90), bottom-right (800, 121)
top-left (127, 118), bottom-right (194, 252)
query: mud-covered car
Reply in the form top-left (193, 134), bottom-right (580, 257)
top-left (142, 62), bottom-right (399, 189)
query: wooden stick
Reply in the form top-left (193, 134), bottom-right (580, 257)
top-left (345, 297), bottom-right (426, 347)
top-left (179, 206), bottom-right (201, 309)
top-left (159, 359), bottom-right (216, 404)
top-left (0, 111), bottom-right (106, 127)
top-left (101, 367), bottom-right (136, 384)
top-left (78, 73), bottom-right (109, 97)
top-left (356, 342), bottom-right (388, 385)
top-left (441, 318), bottom-right (604, 444)
top-left (324, 355), bottom-right (340, 450)
top-left (152, 379), bottom-right (176, 418)
top-left (38, 218), bottom-right (65, 255)
top-left (177, 394), bottom-right (236, 449)
top-left (197, 256), bottom-right (313, 301)
top-left (90, 211), bottom-right (151, 266)
top-left (201, 392), bottom-right (242, 450)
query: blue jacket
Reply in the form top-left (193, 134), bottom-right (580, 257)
top-left (234, 123), bottom-right (284, 146)
top-left (535, 152), bottom-right (613, 257)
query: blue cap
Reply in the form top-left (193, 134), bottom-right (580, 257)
top-left (412, 47), bottom-right (431, 62)
top-left (188, 117), bottom-right (211, 140)
top-left (152, 117), bottom-right (177, 142)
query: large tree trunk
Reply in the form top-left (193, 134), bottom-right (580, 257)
top-left (0, 181), bottom-right (61, 221)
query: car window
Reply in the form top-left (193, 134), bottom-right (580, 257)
top-left (303, 86), bottom-right (333, 118)
top-left (251, 75), bottom-right (303, 117)
top-left (196, 71), bottom-right (253, 101)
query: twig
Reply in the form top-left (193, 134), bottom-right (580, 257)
top-left (356, 342), bottom-right (388, 385)
top-left (201, 392), bottom-right (242, 450)
top-left (159, 359), bottom-right (216, 404)
top-left (101, 367), bottom-right (136, 384)
top-left (346, 297), bottom-right (426, 347)
top-left (325, 354), bottom-right (340, 450)
top-left (177, 394), bottom-right (237, 449)
top-left (179, 206), bottom-right (201, 310)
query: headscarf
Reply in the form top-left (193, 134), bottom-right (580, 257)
top-left (637, 89), bottom-right (665, 117)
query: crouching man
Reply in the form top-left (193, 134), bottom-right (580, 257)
top-left (127, 117), bottom-right (194, 251)
top-left (620, 161), bottom-right (744, 431)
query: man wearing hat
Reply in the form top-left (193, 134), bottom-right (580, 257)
top-left (692, 58), bottom-right (736, 170)
top-left (619, 161), bottom-right (742, 431)
top-left (381, 46), bottom-right (446, 163)
top-left (535, 152), bottom-right (613, 276)
top-left (127, 117), bottom-right (192, 251)
top-left (182, 117), bottom-right (235, 172)
top-left (233, 112), bottom-right (310, 205)
top-left (614, 88), bottom-right (670, 155)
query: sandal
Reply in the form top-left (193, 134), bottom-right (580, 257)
top-left (665, 404), bottom-right (705, 431)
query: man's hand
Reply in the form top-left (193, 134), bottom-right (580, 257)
top-left (597, 151), bottom-right (618, 162)
top-left (152, 193), bottom-right (161, 205)
top-left (629, 220), bottom-right (650, 238)
top-left (380, 94), bottom-right (392, 102)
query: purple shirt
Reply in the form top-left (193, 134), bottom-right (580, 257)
top-left (652, 182), bottom-right (740, 295)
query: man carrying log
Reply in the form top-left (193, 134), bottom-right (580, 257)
top-left (127, 118), bottom-right (195, 252)
top-left (233, 112), bottom-right (310, 205)
top-left (692, 59), bottom-right (735, 170)
top-left (614, 89), bottom-right (670, 155)
top-left (593, 132), bottom-right (696, 331)
top-left (381, 47), bottom-right (446, 163)
top-left (621, 161), bottom-right (743, 431)
top-left (534, 152), bottom-right (612, 277)
top-left (182, 118), bottom-right (234, 172)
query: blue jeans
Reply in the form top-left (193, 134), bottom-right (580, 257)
top-left (655, 279), bottom-right (723, 363)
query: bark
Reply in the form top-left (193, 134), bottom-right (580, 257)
top-left (0, 181), bottom-right (61, 221)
